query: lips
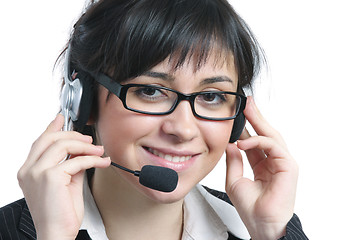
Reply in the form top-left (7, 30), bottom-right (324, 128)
top-left (146, 147), bottom-right (192, 163)
top-left (142, 146), bottom-right (199, 172)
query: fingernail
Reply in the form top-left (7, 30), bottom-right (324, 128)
top-left (82, 135), bottom-right (93, 142)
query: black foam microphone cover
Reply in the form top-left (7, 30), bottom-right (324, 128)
top-left (139, 165), bottom-right (178, 192)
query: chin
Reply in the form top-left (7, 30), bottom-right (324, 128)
top-left (110, 163), bottom-right (205, 204)
top-left (138, 178), bottom-right (196, 204)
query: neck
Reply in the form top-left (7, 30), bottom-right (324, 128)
top-left (91, 167), bottom-right (184, 240)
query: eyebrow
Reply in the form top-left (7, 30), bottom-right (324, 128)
top-left (142, 71), bottom-right (235, 86)
top-left (142, 71), bottom-right (175, 82)
top-left (200, 76), bottom-right (234, 86)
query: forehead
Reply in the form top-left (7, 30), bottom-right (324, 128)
top-left (153, 49), bottom-right (238, 80)
top-left (168, 42), bottom-right (236, 69)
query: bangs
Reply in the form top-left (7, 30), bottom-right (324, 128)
top-left (71, 0), bottom-right (263, 88)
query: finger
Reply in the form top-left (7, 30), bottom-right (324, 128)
top-left (238, 128), bottom-right (266, 169)
top-left (25, 131), bottom-right (93, 168)
top-left (238, 136), bottom-right (295, 175)
top-left (238, 136), bottom-right (290, 160)
top-left (225, 143), bottom-right (244, 191)
top-left (21, 114), bottom-right (65, 170)
top-left (239, 127), bottom-right (251, 140)
top-left (59, 156), bottom-right (111, 176)
top-left (36, 140), bottom-right (104, 169)
top-left (46, 114), bottom-right (65, 132)
top-left (244, 96), bottom-right (286, 147)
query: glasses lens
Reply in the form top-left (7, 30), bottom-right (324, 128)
top-left (125, 85), bottom-right (177, 113)
top-left (194, 92), bottom-right (240, 119)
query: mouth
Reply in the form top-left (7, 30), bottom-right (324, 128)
top-left (145, 147), bottom-right (193, 163)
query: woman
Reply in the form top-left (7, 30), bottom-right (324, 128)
top-left (0, 0), bottom-right (308, 239)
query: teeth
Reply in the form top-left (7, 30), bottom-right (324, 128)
top-left (164, 154), bottom-right (172, 161)
top-left (149, 148), bottom-right (192, 163)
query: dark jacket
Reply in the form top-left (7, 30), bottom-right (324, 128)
top-left (0, 188), bottom-right (308, 240)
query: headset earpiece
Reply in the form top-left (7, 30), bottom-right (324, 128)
top-left (229, 111), bottom-right (246, 143)
top-left (71, 71), bottom-right (94, 130)
top-left (60, 69), bottom-right (93, 132)
top-left (229, 88), bottom-right (247, 143)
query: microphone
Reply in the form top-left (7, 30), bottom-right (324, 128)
top-left (110, 162), bottom-right (178, 193)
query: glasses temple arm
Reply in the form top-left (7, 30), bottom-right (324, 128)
top-left (94, 73), bottom-right (123, 96)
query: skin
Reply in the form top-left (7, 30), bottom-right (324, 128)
top-left (92, 56), bottom-right (237, 239)
top-left (226, 96), bottom-right (298, 239)
top-left (17, 53), bottom-right (298, 240)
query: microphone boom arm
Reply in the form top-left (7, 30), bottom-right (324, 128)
top-left (111, 161), bottom-right (140, 177)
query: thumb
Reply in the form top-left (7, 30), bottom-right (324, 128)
top-left (225, 142), bottom-right (244, 193)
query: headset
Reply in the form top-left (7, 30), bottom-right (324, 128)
top-left (60, 47), bottom-right (246, 142)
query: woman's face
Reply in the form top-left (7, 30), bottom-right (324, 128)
top-left (96, 53), bottom-right (238, 203)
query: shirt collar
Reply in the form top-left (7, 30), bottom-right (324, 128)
top-left (80, 175), bottom-right (109, 240)
top-left (80, 176), bottom-right (249, 240)
top-left (182, 186), bottom-right (228, 239)
top-left (194, 185), bottom-right (250, 239)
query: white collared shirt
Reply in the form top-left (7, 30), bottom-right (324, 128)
top-left (80, 177), bottom-right (250, 240)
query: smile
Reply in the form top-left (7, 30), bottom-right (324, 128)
top-left (147, 147), bottom-right (192, 163)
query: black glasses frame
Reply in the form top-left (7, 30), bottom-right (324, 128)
top-left (95, 73), bottom-right (247, 121)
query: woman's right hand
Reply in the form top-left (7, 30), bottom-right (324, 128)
top-left (17, 114), bottom-right (111, 240)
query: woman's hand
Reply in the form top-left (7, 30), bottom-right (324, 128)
top-left (17, 114), bottom-right (111, 240)
top-left (225, 96), bottom-right (298, 240)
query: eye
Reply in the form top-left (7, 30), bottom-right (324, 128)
top-left (131, 85), bottom-right (169, 102)
top-left (197, 92), bottom-right (227, 105)
top-left (138, 87), bottom-right (161, 97)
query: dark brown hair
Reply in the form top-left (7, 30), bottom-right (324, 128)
top-left (67, 0), bottom-right (264, 88)
top-left (61, 0), bottom-right (265, 135)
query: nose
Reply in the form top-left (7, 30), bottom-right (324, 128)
top-left (161, 100), bottom-right (200, 142)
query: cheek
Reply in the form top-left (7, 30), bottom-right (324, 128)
top-left (96, 99), bottom-right (161, 163)
top-left (201, 119), bottom-right (233, 153)
top-left (195, 120), bottom-right (233, 176)
top-left (96, 98), bottom-right (136, 154)
top-left (97, 112), bottom-right (140, 149)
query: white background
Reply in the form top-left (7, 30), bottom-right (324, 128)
top-left (0, 1), bottom-right (359, 239)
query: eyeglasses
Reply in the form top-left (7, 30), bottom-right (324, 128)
top-left (95, 73), bottom-right (246, 121)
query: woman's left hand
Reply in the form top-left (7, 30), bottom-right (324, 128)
top-left (225, 96), bottom-right (298, 240)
